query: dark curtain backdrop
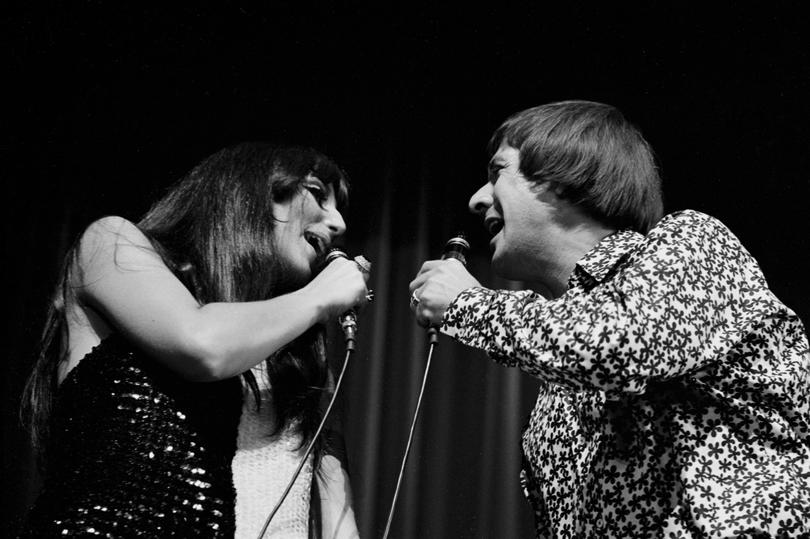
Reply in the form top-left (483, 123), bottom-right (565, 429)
top-left (4, 4), bottom-right (810, 538)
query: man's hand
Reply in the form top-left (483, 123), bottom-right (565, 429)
top-left (409, 259), bottom-right (481, 327)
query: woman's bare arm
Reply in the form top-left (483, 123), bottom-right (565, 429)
top-left (73, 216), bottom-right (367, 381)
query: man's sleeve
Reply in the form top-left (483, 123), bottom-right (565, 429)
top-left (440, 211), bottom-right (783, 398)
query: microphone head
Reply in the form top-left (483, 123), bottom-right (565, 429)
top-left (444, 234), bottom-right (470, 253)
top-left (442, 233), bottom-right (470, 265)
top-left (325, 247), bottom-right (348, 263)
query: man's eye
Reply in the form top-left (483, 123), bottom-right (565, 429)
top-left (487, 165), bottom-right (504, 183)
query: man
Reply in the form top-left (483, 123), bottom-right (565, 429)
top-left (409, 101), bottom-right (810, 537)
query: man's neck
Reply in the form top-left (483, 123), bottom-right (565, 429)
top-left (543, 222), bottom-right (616, 298)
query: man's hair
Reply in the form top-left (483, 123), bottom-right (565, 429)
top-left (488, 100), bottom-right (663, 233)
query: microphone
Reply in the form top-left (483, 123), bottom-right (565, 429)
top-left (325, 248), bottom-right (359, 349)
top-left (441, 233), bottom-right (470, 265)
top-left (426, 233), bottom-right (470, 344)
top-left (382, 232), bottom-right (471, 539)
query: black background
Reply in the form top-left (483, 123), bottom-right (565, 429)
top-left (4, 3), bottom-right (809, 537)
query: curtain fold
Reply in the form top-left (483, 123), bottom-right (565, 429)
top-left (337, 158), bottom-right (539, 538)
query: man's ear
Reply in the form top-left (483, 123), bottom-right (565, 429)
top-left (547, 180), bottom-right (567, 197)
top-left (531, 179), bottom-right (565, 200)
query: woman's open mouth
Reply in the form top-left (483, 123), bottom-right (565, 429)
top-left (304, 232), bottom-right (327, 256)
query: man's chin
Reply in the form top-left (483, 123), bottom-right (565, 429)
top-left (491, 255), bottom-right (511, 280)
top-left (491, 253), bottom-right (528, 282)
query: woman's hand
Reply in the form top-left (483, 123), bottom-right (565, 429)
top-left (304, 256), bottom-right (371, 323)
top-left (73, 217), bottom-right (372, 381)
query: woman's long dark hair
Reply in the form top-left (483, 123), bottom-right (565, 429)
top-left (21, 142), bottom-right (350, 461)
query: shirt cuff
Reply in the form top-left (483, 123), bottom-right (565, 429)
top-left (440, 287), bottom-right (534, 367)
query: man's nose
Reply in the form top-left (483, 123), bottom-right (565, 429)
top-left (468, 183), bottom-right (493, 215)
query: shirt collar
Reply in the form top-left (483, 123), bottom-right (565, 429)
top-left (568, 229), bottom-right (644, 290)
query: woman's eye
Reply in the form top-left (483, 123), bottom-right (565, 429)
top-left (305, 185), bottom-right (327, 205)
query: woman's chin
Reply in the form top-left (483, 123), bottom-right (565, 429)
top-left (291, 263), bottom-right (313, 286)
top-left (273, 261), bottom-right (312, 294)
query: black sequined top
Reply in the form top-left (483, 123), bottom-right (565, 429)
top-left (20, 334), bottom-right (243, 538)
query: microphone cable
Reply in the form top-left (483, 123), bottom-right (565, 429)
top-left (382, 234), bottom-right (469, 539)
top-left (257, 248), bottom-right (367, 539)
top-left (381, 334), bottom-right (438, 539)
top-left (256, 345), bottom-right (354, 539)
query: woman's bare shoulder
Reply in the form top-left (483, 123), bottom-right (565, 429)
top-left (81, 215), bottom-right (151, 248)
top-left (76, 216), bottom-right (161, 269)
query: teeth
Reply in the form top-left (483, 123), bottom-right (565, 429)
top-left (304, 234), bottom-right (321, 253)
top-left (305, 233), bottom-right (322, 254)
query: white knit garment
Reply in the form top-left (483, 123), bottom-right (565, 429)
top-left (233, 363), bottom-right (312, 539)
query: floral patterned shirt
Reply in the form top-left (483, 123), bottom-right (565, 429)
top-left (442, 210), bottom-right (810, 538)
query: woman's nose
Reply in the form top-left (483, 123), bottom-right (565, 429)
top-left (468, 183), bottom-right (494, 215)
top-left (326, 207), bottom-right (347, 237)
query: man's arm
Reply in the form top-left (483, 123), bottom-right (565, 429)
top-left (442, 211), bottom-right (790, 397)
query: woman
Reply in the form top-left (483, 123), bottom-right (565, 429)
top-left (19, 143), bottom-right (368, 538)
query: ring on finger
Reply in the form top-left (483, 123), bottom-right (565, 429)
top-left (354, 255), bottom-right (372, 274)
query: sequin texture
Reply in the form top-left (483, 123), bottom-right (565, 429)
top-left (20, 334), bottom-right (242, 538)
